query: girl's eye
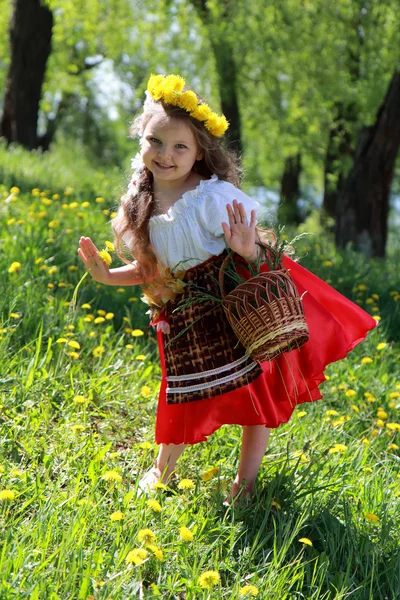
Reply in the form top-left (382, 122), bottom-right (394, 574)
top-left (150, 137), bottom-right (161, 144)
top-left (176, 144), bottom-right (187, 149)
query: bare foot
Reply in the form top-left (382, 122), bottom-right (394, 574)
top-left (223, 479), bottom-right (254, 507)
top-left (138, 465), bottom-right (173, 495)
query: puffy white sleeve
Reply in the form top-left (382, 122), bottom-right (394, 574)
top-left (198, 180), bottom-right (260, 238)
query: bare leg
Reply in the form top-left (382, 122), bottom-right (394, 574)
top-left (228, 425), bottom-right (271, 503)
top-left (139, 443), bottom-right (187, 492)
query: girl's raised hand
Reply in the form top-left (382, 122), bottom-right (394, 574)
top-left (77, 237), bottom-right (111, 284)
top-left (221, 200), bottom-right (257, 261)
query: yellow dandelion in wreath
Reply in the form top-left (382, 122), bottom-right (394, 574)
top-left (198, 570), bottom-right (220, 589)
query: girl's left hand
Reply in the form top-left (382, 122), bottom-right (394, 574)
top-left (221, 200), bottom-right (257, 261)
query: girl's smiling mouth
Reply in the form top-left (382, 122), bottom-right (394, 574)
top-left (154, 161), bottom-right (174, 170)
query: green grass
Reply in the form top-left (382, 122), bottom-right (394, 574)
top-left (0, 158), bottom-right (399, 599)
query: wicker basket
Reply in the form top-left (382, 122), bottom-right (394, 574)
top-left (218, 253), bottom-right (310, 362)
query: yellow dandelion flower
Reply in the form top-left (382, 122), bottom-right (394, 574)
top-left (328, 444), bottom-right (347, 453)
top-left (179, 526), bottom-right (194, 541)
top-left (102, 470), bottom-right (122, 482)
top-left (0, 489), bottom-right (15, 501)
top-left (10, 312), bottom-right (21, 319)
top-left (147, 499), bottom-right (162, 513)
top-left (10, 186), bottom-right (20, 194)
top-left (105, 240), bottom-right (115, 252)
top-left (137, 528), bottom-right (156, 545)
top-left (131, 329), bottom-right (144, 336)
top-left (296, 410), bottom-right (307, 417)
top-left (389, 392), bottom-right (400, 399)
top-left (105, 312), bottom-right (114, 320)
top-left (299, 537), bottom-right (313, 546)
top-left (388, 443), bottom-right (399, 450)
top-left (95, 197), bottom-right (104, 203)
top-left (365, 512), bottom-right (379, 523)
top-left (178, 478), bottom-right (195, 490)
top-left (377, 410), bottom-right (388, 420)
top-left (110, 511), bottom-right (125, 521)
top-left (376, 343), bottom-right (387, 351)
top-left (386, 423), bottom-right (400, 432)
top-left (240, 585), bottom-right (259, 597)
top-left (98, 250), bottom-right (112, 266)
top-left (56, 337), bottom-right (68, 344)
top-left (323, 260), bottom-right (333, 267)
top-left (190, 103), bottom-right (212, 122)
top-left (198, 570), bottom-right (220, 589)
top-left (372, 315), bottom-right (381, 322)
top-left (345, 390), bottom-right (356, 397)
top-left (67, 340), bottom-right (80, 349)
top-left (141, 385), bottom-right (151, 397)
top-left (201, 467), bottom-right (219, 481)
top-left (8, 262), bottom-right (21, 273)
top-left (73, 395), bottom-right (86, 404)
top-left (139, 441), bottom-right (152, 449)
top-left (126, 548), bottom-right (148, 565)
top-left (271, 500), bottom-right (281, 509)
top-left (93, 346), bottom-right (105, 357)
top-left (147, 544), bottom-right (163, 560)
top-left (136, 354), bottom-right (146, 360)
top-left (164, 74), bottom-right (185, 93)
top-left (178, 90), bottom-right (198, 112)
top-left (148, 74), bottom-right (166, 96)
top-left (81, 303), bottom-right (91, 309)
top-left (154, 481), bottom-right (167, 491)
top-left (68, 351), bottom-right (80, 360)
top-left (326, 410), bottom-right (339, 416)
top-left (94, 317), bottom-right (105, 324)
top-left (71, 424), bottom-right (85, 432)
top-left (361, 357), bottom-right (373, 364)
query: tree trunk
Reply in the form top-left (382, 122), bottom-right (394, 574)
top-left (335, 72), bottom-right (400, 258)
top-left (0, 0), bottom-right (53, 150)
top-left (322, 103), bottom-right (355, 222)
top-left (190, 0), bottom-right (242, 155)
top-left (278, 153), bottom-right (302, 225)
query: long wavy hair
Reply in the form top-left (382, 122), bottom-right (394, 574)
top-left (111, 88), bottom-right (242, 279)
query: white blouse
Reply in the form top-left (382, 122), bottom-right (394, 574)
top-left (148, 174), bottom-right (260, 270)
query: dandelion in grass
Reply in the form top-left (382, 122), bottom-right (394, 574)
top-left (271, 500), bottom-right (281, 509)
top-left (105, 312), bottom-right (114, 320)
top-left (178, 479), bottom-right (195, 490)
top-left (126, 548), bottom-right (148, 565)
top-left (139, 441), bottom-right (152, 449)
top-left (68, 340), bottom-right (80, 349)
top-left (141, 386), bottom-right (151, 397)
top-left (131, 329), bottom-right (144, 337)
top-left (102, 470), bottom-right (122, 482)
top-left (240, 585), bottom-right (259, 597)
top-left (201, 467), bottom-right (219, 481)
top-left (136, 354), bottom-right (147, 361)
top-left (81, 303), bottom-right (91, 309)
top-left (388, 443), bottom-right (399, 450)
top-left (365, 513), bottom-right (380, 523)
top-left (148, 544), bottom-right (163, 560)
top-left (345, 389), bottom-right (356, 397)
top-left (198, 570), bottom-right (220, 589)
top-left (94, 317), bottom-right (105, 324)
top-left (110, 511), bottom-right (124, 521)
top-left (329, 444), bottom-right (347, 453)
top-left (0, 490), bottom-right (15, 501)
top-left (68, 352), bottom-right (80, 360)
top-left (154, 481), bottom-right (167, 491)
top-left (386, 423), bottom-right (400, 432)
top-left (296, 410), bottom-right (307, 417)
top-left (138, 528), bottom-right (156, 545)
top-left (147, 499), bottom-right (162, 513)
top-left (93, 346), bottom-right (105, 358)
top-left (70, 424), bottom-right (85, 432)
top-left (8, 262), bottom-right (21, 273)
top-left (377, 409), bottom-right (388, 420)
top-left (299, 537), bottom-right (313, 546)
top-left (179, 526), bottom-right (194, 542)
top-left (389, 391), bottom-right (400, 399)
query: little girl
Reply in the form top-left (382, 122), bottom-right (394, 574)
top-left (78, 74), bottom-right (377, 503)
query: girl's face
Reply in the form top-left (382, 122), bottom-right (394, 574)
top-left (141, 112), bottom-right (203, 186)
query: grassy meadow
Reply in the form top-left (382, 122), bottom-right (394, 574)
top-left (1, 144), bottom-right (400, 599)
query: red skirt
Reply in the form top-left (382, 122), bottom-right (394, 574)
top-left (154, 255), bottom-right (378, 445)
